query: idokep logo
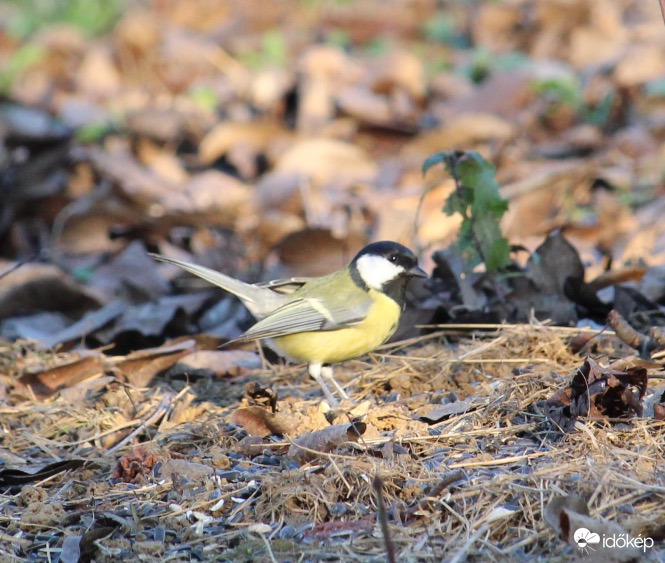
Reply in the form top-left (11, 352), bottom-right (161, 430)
top-left (573, 528), bottom-right (600, 553)
top-left (573, 527), bottom-right (653, 555)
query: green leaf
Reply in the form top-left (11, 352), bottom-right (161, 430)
top-left (423, 150), bottom-right (511, 273)
top-left (421, 151), bottom-right (449, 176)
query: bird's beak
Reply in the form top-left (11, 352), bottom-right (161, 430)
top-left (408, 265), bottom-right (428, 279)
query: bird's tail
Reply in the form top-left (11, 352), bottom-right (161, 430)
top-left (149, 253), bottom-right (286, 318)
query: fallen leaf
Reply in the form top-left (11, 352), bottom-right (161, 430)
top-left (229, 406), bottom-right (295, 437)
top-left (38, 301), bottom-right (125, 349)
top-left (418, 398), bottom-right (476, 424)
top-left (113, 340), bottom-right (196, 387)
top-left (161, 170), bottom-right (251, 224)
top-left (247, 523), bottom-right (273, 535)
top-left (542, 357), bottom-right (647, 430)
top-left (156, 458), bottom-right (214, 481)
top-left (0, 459), bottom-right (91, 487)
top-left (270, 228), bottom-right (367, 278)
top-left (288, 421), bottom-right (366, 463)
top-left (18, 353), bottom-right (104, 400)
top-left (275, 138), bottom-right (377, 188)
top-left (176, 350), bottom-right (261, 377)
top-left (199, 121), bottom-right (282, 165)
top-left (113, 446), bottom-right (164, 483)
top-left (545, 494), bottom-right (642, 562)
top-left (0, 261), bottom-right (104, 320)
top-left (59, 535), bottom-right (82, 563)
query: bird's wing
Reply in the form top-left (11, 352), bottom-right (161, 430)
top-left (149, 253), bottom-right (289, 318)
top-left (256, 277), bottom-right (311, 295)
top-left (230, 296), bottom-right (371, 343)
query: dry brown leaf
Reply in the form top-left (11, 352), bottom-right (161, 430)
top-left (114, 9), bottom-right (162, 54)
top-left (418, 398), bottom-right (476, 424)
top-left (569, 26), bottom-right (624, 69)
top-left (82, 146), bottom-right (178, 207)
top-left (18, 353), bottom-right (104, 400)
top-left (0, 261), bottom-right (104, 320)
top-left (76, 46), bottom-right (121, 98)
top-left (287, 421), bottom-right (366, 464)
top-left (337, 87), bottom-right (392, 126)
top-left (177, 350), bottom-right (261, 377)
top-left (270, 228), bottom-right (367, 278)
top-left (403, 113), bottom-right (515, 159)
top-left (275, 138), bottom-right (377, 188)
top-left (544, 357), bottom-right (648, 430)
top-left (199, 122), bottom-right (282, 165)
top-left (614, 45), bottom-right (665, 87)
top-left (161, 170), bottom-right (251, 225)
top-left (229, 406), bottom-right (296, 437)
top-left (113, 340), bottom-right (196, 387)
top-left (113, 446), bottom-right (165, 483)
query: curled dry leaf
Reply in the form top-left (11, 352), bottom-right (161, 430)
top-left (113, 446), bottom-right (166, 484)
top-left (18, 353), bottom-right (104, 400)
top-left (654, 390), bottom-right (665, 421)
top-left (229, 406), bottom-right (296, 437)
top-left (543, 357), bottom-right (647, 430)
top-left (287, 421), bottom-right (366, 464)
top-left (245, 382), bottom-right (278, 413)
top-left (418, 398), bottom-right (477, 424)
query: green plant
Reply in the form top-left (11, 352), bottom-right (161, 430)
top-left (0, 43), bottom-right (45, 94)
top-left (239, 29), bottom-right (287, 70)
top-left (4, 0), bottom-right (126, 38)
top-left (532, 77), bottom-right (616, 127)
top-left (422, 150), bottom-right (510, 272)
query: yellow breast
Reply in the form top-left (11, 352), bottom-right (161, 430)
top-left (274, 290), bottom-right (401, 364)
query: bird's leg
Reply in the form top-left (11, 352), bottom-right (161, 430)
top-left (308, 363), bottom-right (340, 406)
top-left (321, 364), bottom-right (351, 401)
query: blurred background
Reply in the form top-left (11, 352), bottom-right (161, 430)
top-left (1, 0), bottom-right (664, 340)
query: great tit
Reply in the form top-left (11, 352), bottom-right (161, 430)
top-left (150, 241), bottom-right (427, 404)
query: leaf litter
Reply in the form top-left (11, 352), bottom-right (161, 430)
top-left (1, 323), bottom-right (664, 560)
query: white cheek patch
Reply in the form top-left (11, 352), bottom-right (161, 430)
top-left (356, 255), bottom-right (404, 290)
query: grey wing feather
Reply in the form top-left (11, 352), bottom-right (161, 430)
top-left (149, 253), bottom-right (289, 318)
top-left (231, 297), bottom-right (370, 343)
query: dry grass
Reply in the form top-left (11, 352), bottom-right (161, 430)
top-left (1, 325), bottom-right (664, 561)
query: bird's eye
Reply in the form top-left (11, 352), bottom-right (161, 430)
top-left (389, 254), bottom-right (398, 263)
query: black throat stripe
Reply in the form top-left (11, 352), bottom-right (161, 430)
top-left (381, 276), bottom-right (408, 307)
top-left (350, 264), bottom-right (369, 291)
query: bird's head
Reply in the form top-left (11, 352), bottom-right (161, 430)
top-left (351, 241), bottom-right (427, 291)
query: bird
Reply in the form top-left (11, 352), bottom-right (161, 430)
top-left (150, 241), bottom-right (427, 404)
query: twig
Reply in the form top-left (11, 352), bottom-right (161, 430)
top-left (449, 524), bottom-right (489, 563)
top-left (258, 533), bottom-right (278, 563)
top-left (608, 309), bottom-right (660, 358)
top-left (373, 474), bottom-right (396, 563)
top-left (0, 254), bottom-right (36, 282)
top-left (105, 395), bottom-right (171, 455)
